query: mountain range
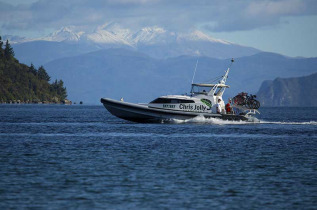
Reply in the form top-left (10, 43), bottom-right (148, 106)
top-left (10, 23), bottom-right (259, 65)
top-left (4, 23), bottom-right (317, 105)
top-left (42, 49), bottom-right (317, 104)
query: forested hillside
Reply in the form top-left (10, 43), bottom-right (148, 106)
top-left (0, 36), bottom-right (68, 104)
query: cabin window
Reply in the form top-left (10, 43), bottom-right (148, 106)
top-left (150, 98), bottom-right (170, 103)
top-left (171, 99), bottom-right (178, 103)
top-left (191, 86), bottom-right (212, 94)
top-left (178, 99), bottom-right (195, 103)
top-left (150, 98), bottom-right (195, 104)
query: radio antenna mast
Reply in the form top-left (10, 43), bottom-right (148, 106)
top-left (220, 58), bottom-right (234, 85)
top-left (191, 59), bottom-right (199, 85)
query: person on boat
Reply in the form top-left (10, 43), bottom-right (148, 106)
top-left (216, 99), bottom-right (222, 114)
top-left (226, 99), bottom-right (232, 114)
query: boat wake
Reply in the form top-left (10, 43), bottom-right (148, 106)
top-left (166, 116), bottom-right (254, 125)
top-left (165, 116), bottom-right (317, 125)
top-left (260, 120), bottom-right (317, 125)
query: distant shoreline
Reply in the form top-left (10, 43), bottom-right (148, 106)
top-left (0, 102), bottom-right (72, 105)
top-left (0, 100), bottom-right (73, 105)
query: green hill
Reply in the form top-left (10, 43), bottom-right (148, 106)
top-left (0, 37), bottom-right (68, 104)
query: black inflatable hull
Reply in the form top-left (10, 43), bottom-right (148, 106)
top-left (100, 98), bottom-right (257, 123)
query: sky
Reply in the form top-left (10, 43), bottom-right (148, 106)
top-left (0, 0), bottom-right (316, 57)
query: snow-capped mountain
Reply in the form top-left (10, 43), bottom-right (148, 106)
top-left (177, 30), bottom-right (231, 45)
top-left (3, 28), bottom-right (85, 44)
top-left (131, 27), bottom-right (175, 45)
top-left (85, 23), bottom-right (133, 46)
top-left (98, 23), bottom-right (133, 41)
top-left (10, 23), bottom-right (260, 63)
top-left (8, 24), bottom-right (234, 47)
top-left (39, 27), bottom-right (85, 42)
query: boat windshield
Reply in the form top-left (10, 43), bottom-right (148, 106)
top-left (150, 98), bottom-right (195, 104)
top-left (191, 85), bottom-right (212, 95)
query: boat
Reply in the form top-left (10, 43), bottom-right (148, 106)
top-left (100, 59), bottom-right (260, 123)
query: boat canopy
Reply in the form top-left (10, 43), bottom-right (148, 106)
top-left (190, 59), bottom-right (232, 96)
top-left (192, 83), bottom-right (230, 88)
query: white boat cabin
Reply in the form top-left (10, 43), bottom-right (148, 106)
top-left (148, 63), bottom-right (232, 114)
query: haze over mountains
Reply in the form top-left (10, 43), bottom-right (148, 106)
top-left (43, 49), bottom-right (317, 104)
top-left (11, 23), bottom-right (259, 65)
top-left (5, 23), bottom-right (317, 104)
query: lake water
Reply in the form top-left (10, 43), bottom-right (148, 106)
top-left (0, 105), bottom-right (316, 209)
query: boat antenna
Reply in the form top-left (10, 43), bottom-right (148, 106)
top-left (191, 59), bottom-right (199, 85)
top-left (220, 58), bottom-right (234, 85)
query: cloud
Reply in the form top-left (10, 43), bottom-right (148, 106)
top-left (201, 0), bottom-right (317, 32)
top-left (107, 0), bottom-right (159, 4)
top-left (246, 0), bottom-right (305, 16)
top-left (1, 0), bottom-right (317, 35)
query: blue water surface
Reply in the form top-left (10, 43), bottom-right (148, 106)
top-left (0, 105), bottom-right (316, 209)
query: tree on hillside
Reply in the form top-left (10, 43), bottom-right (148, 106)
top-left (0, 36), bottom-right (3, 59)
top-left (29, 63), bottom-right (37, 75)
top-left (0, 36), bottom-right (3, 49)
top-left (4, 40), bottom-right (14, 60)
top-left (51, 79), bottom-right (67, 100)
top-left (57, 80), bottom-right (67, 99)
top-left (38, 66), bottom-right (50, 81)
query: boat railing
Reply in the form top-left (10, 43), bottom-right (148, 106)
top-left (245, 109), bottom-right (260, 115)
top-left (232, 104), bottom-right (260, 115)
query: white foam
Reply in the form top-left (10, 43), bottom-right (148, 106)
top-left (168, 116), bottom-right (254, 125)
top-left (260, 120), bottom-right (317, 125)
top-left (166, 116), bottom-right (317, 126)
